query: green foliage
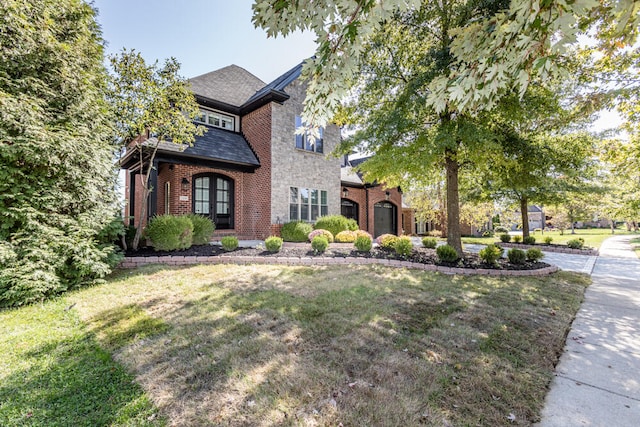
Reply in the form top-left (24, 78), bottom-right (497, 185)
top-left (335, 230), bottom-right (357, 243)
top-left (479, 244), bottom-right (504, 265)
top-left (500, 234), bottom-right (512, 243)
top-left (314, 215), bottom-right (357, 237)
top-left (355, 230), bottom-right (373, 239)
top-left (482, 230), bottom-right (495, 237)
top-left (377, 234), bottom-right (399, 249)
top-left (221, 236), bottom-right (239, 252)
top-left (512, 235), bottom-right (523, 243)
top-left (354, 235), bottom-right (373, 252)
top-left (281, 221), bottom-right (314, 242)
top-left (145, 215), bottom-right (194, 251)
top-left (0, 0), bottom-right (123, 307)
top-left (436, 244), bottom-right (460, 263)
top-left (186, 214), bottom-right (215, 245)
top-left (394, 236), bottom-right (413, 257)
top-left (544, 236), bottom-right (553, 244)
top-left (567, 238), bottom-right (584, 249)
top-left (422, 237), bottom-right (437, 249)
top-left (494, 226), bottom-right (509, 233)
top-left (311, 235), bottom-right (329, 253)
top-left (507, 248), bottom-right (526, 264)
top-left (308, 229), bottom-right (334, 243)
top-left (264, 236), bottom-right (283, 253)
top-left (523, 236), bottom-right (536, 245)
top-left (526, 248), bottom-right (544, 262)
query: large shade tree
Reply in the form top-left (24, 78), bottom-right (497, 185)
top-left (0, 0), bottom-right (121, 306)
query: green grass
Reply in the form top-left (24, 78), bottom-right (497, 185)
top-left (0, 263), bottom-right (588, 426)
top-left (0, 299), bottom-right (165, 426)
top-left (631, 237), bottom-right (640, 258)
top-left (462, 228), bottom-right (638, 249)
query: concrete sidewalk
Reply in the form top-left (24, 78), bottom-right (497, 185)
top-left (538, 235), bottom-right (640, 426)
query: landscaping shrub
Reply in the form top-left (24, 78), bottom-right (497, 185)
top-left (512, 235), bottom-right (523, 243)
top-left (186, 214), bottom-right (215, 245)
top-left (308, 229), bottom-right (334, 243)
top-left (526, 248), bottom-right (544, 262)
top-left (482, 230), bottom-right (495, 237)
top-left (479, 244), bottom-right (503, 265)
top-left (354, 235), bottom-right (372, 252)
top-left (428, 229), bottom-right (442, 237)
top-left (281, 221), bottom-right (313, 242)
top-left (377, 234), bottom-right (399, 249)
top-left (422, 237), bottom-right (437, 249)
top-left (494, 226), bottom-right (509, 233)
top-left (507, 248), bottom-right (526, 264)
top-left (335, 230), bottom-right (357, 243)
top-left (311, 235), bottom-right (329, 253)
top-left (544, 236), bottom-right (553, 244)
top-left (394, 236), bottom-right (413, 257)
top-left (436, 244), bottom-right (459, 263)
top-left (221, 236), bottom-right (239, 251)
top-left (314, 215), bottom-right (357, 237)
top-left (567, 238), bottom-right (584, 249)
top-left (145, 214), bottom-right (193, 251)
top-left (355, 230), bottom-right (373, 239)
top-left (523, 236), bottom-right (536, 245)
top-left (499, 233), bottom-right (511, 243)
top-left (264, 236), bottom-right (283, 253)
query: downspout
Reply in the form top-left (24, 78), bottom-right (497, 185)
top-left (365, 185), bottom-right (370, 232)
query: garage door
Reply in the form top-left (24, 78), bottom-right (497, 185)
top-left (374, 201), bottom-right (397, 237)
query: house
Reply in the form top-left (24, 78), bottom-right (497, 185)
top-left (121, 62), bottom-right (403, 239)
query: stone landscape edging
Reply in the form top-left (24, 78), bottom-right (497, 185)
top-left (119, 255), bottom-right (559, 277)
top-left (499, 242), bottom-right (598, 256)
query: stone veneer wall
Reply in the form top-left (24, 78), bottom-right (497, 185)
top-left (270, 79), bottom-right (342, 224)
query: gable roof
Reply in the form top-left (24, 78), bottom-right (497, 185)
top-left (189, 65), bottom-right (266, 107)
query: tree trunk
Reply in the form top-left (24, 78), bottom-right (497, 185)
top-left (131, 139), bottom-right (161, 250)
top-left (520, 197), bottom-right (530, 238)
top-left (611, 219), bottom-right (615, 234)
top-left (445, 149), bottom-right (463, 255)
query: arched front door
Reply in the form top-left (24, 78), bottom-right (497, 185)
top-left (193, 174), bottom-right (234, 229)
top-left (341, 198), bottom-right (358, 223)
top-left (374, 201), bottom-right (397, 237)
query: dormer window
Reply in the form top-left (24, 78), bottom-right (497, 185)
top-left (195, 109), bottom-right (235, 130)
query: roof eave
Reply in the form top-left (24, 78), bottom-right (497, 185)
top-left (240, 89), bottom-right (289, 115)
top-left (195, 95), bottom-right (241, 115)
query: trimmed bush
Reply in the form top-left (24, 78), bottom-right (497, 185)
top-left (494, 226), bottom-right (509, 233)
top-left (314, 215), bottom-right (357, 237)
top-left (567, 238), bottom-right (584, 249)
top-left (422, 237), bottom-right (437, 249)
top-left (482, 230), bottom-right (495, 237)
top-left (308, 229), bottom-right (334, 243)
top-left (221, 236), bottom-right (239, 251)
top-left (436, 244), bottom-right (459, 263)
top-left (544, 236), bottom-right (553, 245)
top-left (354, 235), bottom-right (372, 252)
top-left (186, 214), bottom-right (215, 245)
top-left (264, 236), bottom-right (283, 253)
top-left (311, 235), bottom-right (329, 253)
top-left (526, 248), bottom-right (544, 262)
top-left (479, 244), bottom-right (503, 265)
top-left (499, 233), bottom-right (511, 243)
top-left (145, 214), bottom-right (193, 251)
top-left (377, 234), bottom-right (399, 249)
top-left (355, 230), bottom-right (373, 239)
top-left (335, 230), bottom-right (357, 243)
top-left (394, 236), bottom-right (413, 257)
top-left (523, 236), bottom-right (536, 245)
top-left (281, 221), bottom-right (313, 242)
top-left (507, 248), bottom-right (526, 264)
top-left (512, 235), bottom-right (522, 243)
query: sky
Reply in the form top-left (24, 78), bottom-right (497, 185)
top-left (92, 0), bottom-right (317, 83)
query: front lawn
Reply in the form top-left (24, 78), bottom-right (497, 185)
top-left (462, 228), bottom-right (637, 249)
top-left (631, 237), bottom-right (640, 258)
top-left (0, 264), bottom-right (590, 425)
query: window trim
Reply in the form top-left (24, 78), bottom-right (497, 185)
top-left (295, 115), bottom-right (324, 153)
top-left (195, 108), bottom-right (236, 131)
top-left (289, 186), bottom-right (328, 221)
top-left (192, 173), bottom-right (235, 229)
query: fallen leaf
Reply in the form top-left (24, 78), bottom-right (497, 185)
top-left (507, 413), bottom-right (516, 422)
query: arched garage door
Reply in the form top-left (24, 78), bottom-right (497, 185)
top-left (374, 201), bottom-right (397, 237)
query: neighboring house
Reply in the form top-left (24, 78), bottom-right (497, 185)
top-left (340, 157), bottom-right (403, 237)
top-left (121, 62), bottom-right (402, 239)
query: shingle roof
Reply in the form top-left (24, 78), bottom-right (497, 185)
top-left (189, 65), bottom-right (266, 107)
top-left (340, 166), bottom-right (364, 185)
top-left (149, 125), bottom-right (259, 168)
top-left (244, 62), bottom-right (303, 106)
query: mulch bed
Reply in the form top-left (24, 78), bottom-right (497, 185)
top-left (125, 244), bottom-right (550, 271)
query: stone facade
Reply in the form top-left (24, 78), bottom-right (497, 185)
top-left (270, 79), bottom-right (341, 223)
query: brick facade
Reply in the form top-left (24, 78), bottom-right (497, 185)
top-left (341, 184), bottom-right (403, 237)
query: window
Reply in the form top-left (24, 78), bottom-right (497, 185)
top-left (195, 109), bottom-right (235, 131)
top-left (289, 187), bottom-right (328, 221)
top-left (295, 116), bottom-right (323, 153)
top-left (193, 174), bottom-right (234, 229)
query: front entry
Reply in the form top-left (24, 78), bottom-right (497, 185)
top-left (193, 174), bottom-right (234, 229)
top-left (341, 198), bottom-right (358, 222)
top-left (374, 201), bottom-right (397, 237)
